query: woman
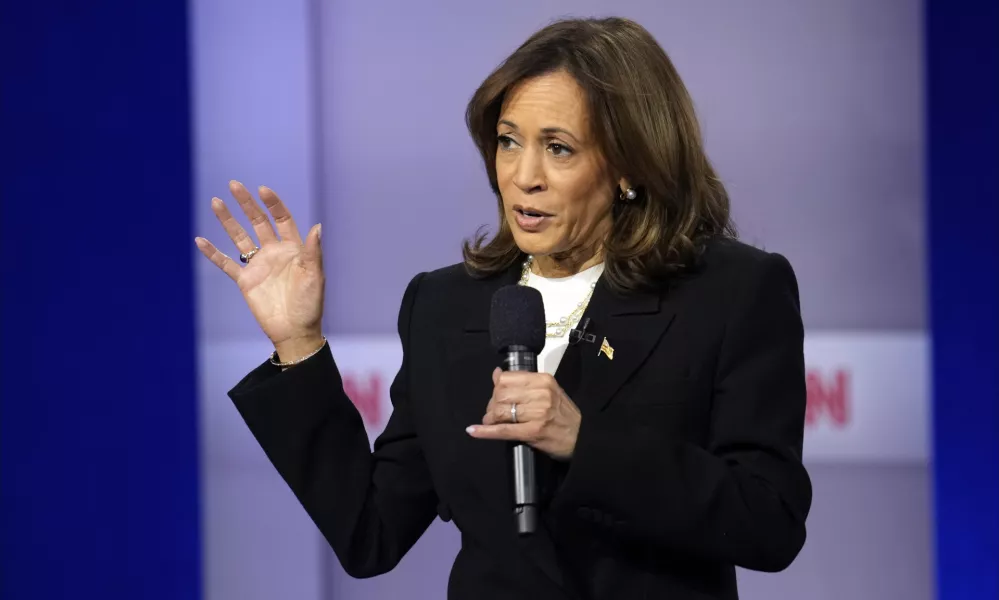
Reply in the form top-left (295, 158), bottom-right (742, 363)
top-left (196, 16), bottom-right (811, 600)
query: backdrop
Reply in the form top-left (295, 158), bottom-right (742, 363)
top-left (2, 1), bottom-right (994, 599)
top-left (195, 2), bottom-right (930, 599)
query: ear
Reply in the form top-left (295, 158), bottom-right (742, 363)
top-left (617, 177), bottom-right (633, 194)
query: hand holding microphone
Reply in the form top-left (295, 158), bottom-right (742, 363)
top-left (467, 284), bottom-right (582, 460)
top-left (467, 368), bottom-right (582, 462)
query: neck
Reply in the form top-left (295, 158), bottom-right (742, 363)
top-left (531, 246), bottom-right (603, 278)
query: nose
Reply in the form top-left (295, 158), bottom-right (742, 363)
top-left (511, 147), bottom-right (546, 194)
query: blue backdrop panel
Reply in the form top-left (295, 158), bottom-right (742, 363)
top-left (927, 0), bottom-right (999, 598)
top-left (0, 2), bottom-right (201, 599)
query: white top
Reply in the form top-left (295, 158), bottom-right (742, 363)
top-left (522, 262), bottom-right (605, 375)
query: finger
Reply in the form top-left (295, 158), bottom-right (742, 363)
top-left (485, 392), bottom-right (551, 425)
top-left (482, 399), bottom-right (519, 425)
top-left (302, 223), bottom-right (322, 267)
top-left (483, 403), bottom-right (544, 426)
top-left (195, 237), bottom-right (241, 281)
top-left (212, 197), bottom-right (258, 255)
top-left (492, 367), bottom-right (501, 385)
top-left (258, 185), bottom-right (303, 244)
top-left (466, 423), bottom-right (538, 442)
top-left (496, 370), bottom-right (551, 389)
top-left (228, 181), bottom-right (278, 244)
top-left (492, 387), bottom-right (551, 409)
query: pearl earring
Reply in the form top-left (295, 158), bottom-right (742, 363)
top-left (620, 187), bottom-right (637, 202)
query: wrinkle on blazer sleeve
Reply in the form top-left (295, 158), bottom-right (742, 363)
top-left (553, 252), bottom-right (812, 573)
top-left (228, 273), bottom-right (438, 578)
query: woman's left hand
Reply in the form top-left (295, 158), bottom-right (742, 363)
top-left (466, 368), bottom-right (582, 461)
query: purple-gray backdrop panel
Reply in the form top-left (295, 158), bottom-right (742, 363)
top-left (310, 1), bottom-right (927, 599)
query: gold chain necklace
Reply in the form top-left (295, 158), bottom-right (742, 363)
top-left (518, 255), bottom-right (597, 338)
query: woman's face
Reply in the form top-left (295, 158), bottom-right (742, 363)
top-left (495, 70), bottom-right (622, 263)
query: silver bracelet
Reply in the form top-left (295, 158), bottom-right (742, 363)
top-left (269, 336), bottom-right (328, 368)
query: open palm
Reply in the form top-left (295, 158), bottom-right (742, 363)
top-left (195, 181), bottom-right (325, 358)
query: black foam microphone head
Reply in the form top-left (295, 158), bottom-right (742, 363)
top-left (490, 285), bottom-right (546, 354)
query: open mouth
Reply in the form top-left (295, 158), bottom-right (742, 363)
top-left (514, 206), bottom-right (553, 218)
top-left (512, 205), bottom-right (554, 232)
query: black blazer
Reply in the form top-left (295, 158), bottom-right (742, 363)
top-left (229, 237), bottom-right (812, 600)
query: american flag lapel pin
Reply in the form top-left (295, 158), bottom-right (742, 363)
top-left (598, 337), bottom-right (615, 360)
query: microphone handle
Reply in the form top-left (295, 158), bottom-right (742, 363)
top-left (502, 346), bottom-right (539, 535)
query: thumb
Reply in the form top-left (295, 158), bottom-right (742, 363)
top-left (303, 223), bottom-right (323, 266)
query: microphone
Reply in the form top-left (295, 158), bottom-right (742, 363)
top-left (489, 285), bottom-right (546, 535)
top-left (568, 317), bottom-right (596, 346)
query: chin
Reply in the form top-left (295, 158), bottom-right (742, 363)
top-left (510, 232), bottom-right (556, 258)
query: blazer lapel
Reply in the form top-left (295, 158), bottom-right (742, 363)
top-left (557, 278), bottom-right (676, 415)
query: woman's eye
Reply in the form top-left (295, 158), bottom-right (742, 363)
top-left (497, 135), bottom-right (517, 150)
top-left (548, 142), bottom-right (573, 157)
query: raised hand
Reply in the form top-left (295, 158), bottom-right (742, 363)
top-left (195, 181), bottom-right (325, 362)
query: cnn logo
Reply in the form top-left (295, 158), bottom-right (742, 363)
top-left (805, 368), bottom-right (850, 428)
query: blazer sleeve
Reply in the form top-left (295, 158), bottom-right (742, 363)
top-left (227, 273), bottom-right (438, 578)
top-left (553, 252), bottom-right (812, 573)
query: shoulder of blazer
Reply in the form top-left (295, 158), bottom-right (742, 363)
top-left (418, 261), bottom-right (479, 289)
top-left (698, 236), bottom-right (783, 274)
top-left (685, 237), bottom-right (796, 287)
top-left (410, 261), bottom-right (496, 305)
top-left (401, 261), bottom-right (520, 330)
top-left (667, 236), bottom-right (801, 322)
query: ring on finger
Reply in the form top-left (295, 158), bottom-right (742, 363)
top-left (239, 247), bottom-right (260, 263)
top-left (510, 403), bottom-right (518, 424)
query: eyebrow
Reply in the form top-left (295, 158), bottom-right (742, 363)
top-left (498, 119), bottom-right (581, 144)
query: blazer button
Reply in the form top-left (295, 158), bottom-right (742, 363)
top-left (436, 502), bottom-right (452, 523)
top-left (576, 507), bottom-right (593, 520)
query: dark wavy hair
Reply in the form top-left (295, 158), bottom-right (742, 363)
top-left (462, 17), bottom-right (735, 292)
